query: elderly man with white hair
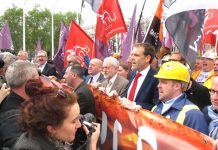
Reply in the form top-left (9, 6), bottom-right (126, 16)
top-left (192, 50), bottom-right (216, 85)
top-left (100, 56), bottom-right (128, 96)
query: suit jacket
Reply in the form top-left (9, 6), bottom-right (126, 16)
top-left (74, 81), bottom-right (95, 115)
top-left (86, 73), bottom-right (105, 84)
top-left (41, 63), bottom-right (57, 77)
top-left (101, 75), bottom-right (129, 96)
top-left (125, 67), bottom-right (159, 110)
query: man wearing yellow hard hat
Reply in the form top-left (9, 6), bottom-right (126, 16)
top-left (152, 61), bottom-right (208, 135)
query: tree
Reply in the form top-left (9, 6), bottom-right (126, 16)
top-left (0, 5), bottom-right (77, 59)
top-left (0, 6), bottom-right (23, 52)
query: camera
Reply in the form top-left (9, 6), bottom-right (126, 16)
top-left (80, 113), bottom-right (96, 132)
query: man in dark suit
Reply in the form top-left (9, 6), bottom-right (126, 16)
top-left (63, 64), bottom-right (95, 149)
top-left (63, 64), bottom-right (95, 115)
top-left (37, 50), bottom-right (57, 77)
top-left (121, 43), bottom-right (159, 111)
top-left (86, 58), bottom-right (105, 84)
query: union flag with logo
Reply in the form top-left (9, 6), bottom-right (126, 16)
top-left (95, 0), bottom-right (127, 43)
top-left (65, 21), bottom-right (94, 68)
top-left (201, 9), bottom-right (218, 52)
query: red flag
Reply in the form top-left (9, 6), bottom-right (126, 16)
top-left (95, 0), bottom-right (127, 43)
top-left (65, 21), bottom-right (94, 68)
top-left (201, 9), bottom-right (218, 52)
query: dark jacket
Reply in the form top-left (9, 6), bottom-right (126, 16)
top-left (0, 92), bottom-right (24, 148)
top-left (74, 81), bottom-right (95, 115)
top-left (41, 63), bottom-right (57, 77)
top-left (185, 78), bottom-right (211, 110)
top-left (73, 81), bottom-right (95, 149)
top-left (124, 67), bottom-right (159, 110)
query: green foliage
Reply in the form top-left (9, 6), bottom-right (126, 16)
top-left (0, 5), bottom-right (78, 58)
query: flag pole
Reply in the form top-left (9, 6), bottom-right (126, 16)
top-left (23, 0), bottom-right (26, 51)
top-left (215, 31), bottom-right (218, 55)
top-left (52, 12), bottom-right (54, 58)
top-left (143, 0), bottom-right (160, 43)
top-left (79, 0), bottom-right (85, 25)
top-left (134, 0), bottom-right (146, 40)
top-left (51, 0), bottom-right (58, 59)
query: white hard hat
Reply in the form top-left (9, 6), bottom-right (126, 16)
top-left (202, 50), bottom-right (217, 60)
top-left (162, 53), bottom-right (171, 62)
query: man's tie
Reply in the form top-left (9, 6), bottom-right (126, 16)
top-left (128, 73), bottom-right (142, 101)
top-left (89, 77), bottom-right (93, 84)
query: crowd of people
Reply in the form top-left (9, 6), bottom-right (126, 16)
top-left (0, 42), bottom-right (218, 149)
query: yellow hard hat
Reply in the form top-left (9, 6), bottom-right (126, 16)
top-left (154, 61), bottom-right (190, 83)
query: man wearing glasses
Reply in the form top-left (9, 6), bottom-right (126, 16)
top-left (169, 51), bottom-right (211, 110)
top-left (37, 50), bottom-right (57, 77)
top-left (204, 76), bottom-right (218, 140)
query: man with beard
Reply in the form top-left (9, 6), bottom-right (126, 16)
top-left (101, 56), bottom-right (128, 96)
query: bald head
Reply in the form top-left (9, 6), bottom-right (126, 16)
top-left (17, 50), bottom-right (28, 61)
top-left (212, 77), bottom-right (218, 88)
top-left (88, 58), bottom-right (103, 75)
top-left (210, 76), bottom-right (218, 111)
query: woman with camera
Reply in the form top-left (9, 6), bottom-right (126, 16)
top-left (13, 78), bottom-right (100, 150)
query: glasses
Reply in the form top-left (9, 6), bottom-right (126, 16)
top-left (169, 59), bottom-right (181, 62)
top-left (56, 89), bottom-right (67, 98)
top-left (37, 55), bottom-right (46, 58)
top-left (209, 89), bottom-right (218, 95)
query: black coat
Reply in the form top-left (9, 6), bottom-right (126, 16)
top-left (74, 81), bottom-right (95, 115)
top-left (0, 92), bottom-right (24, 148)
top-left (185, 78), bottom-right (211, 110)
top-left (41, 63), bottom-right (57, 77)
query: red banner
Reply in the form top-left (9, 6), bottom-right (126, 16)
top-left (91, 87), bottom-right (214, 150)
top-left (65, 21), bottom-right (94, 67)
top-left (95, 0), bottom-right (127, 43)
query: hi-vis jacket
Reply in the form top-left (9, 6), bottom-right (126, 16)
top-left (191, 70), bottom-right (214, 88)
top-left (152, 93), bottom-right (209, 135)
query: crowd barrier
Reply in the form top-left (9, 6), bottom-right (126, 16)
top-left (91, 87), bottom-right (214, 150)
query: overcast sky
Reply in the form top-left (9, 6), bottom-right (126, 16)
top-left (0, 0), bottom-right (159, 27)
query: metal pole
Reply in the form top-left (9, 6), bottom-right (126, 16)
top-left (23, 0), bottom-right (26, 51)
top-left (52, 12), bottom-right (54, 58)
top-left (134, 0), bottom-right (146, 40)
top-left (51, 0), bottom-right (58, 59)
